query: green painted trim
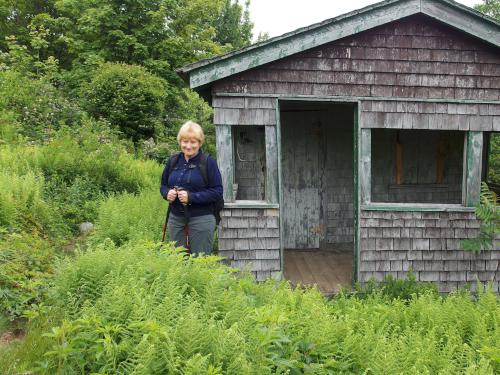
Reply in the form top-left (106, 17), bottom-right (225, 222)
top-left (215, 93), bottom-right (500, 105)
top-left (187, 0), bottom-right (421, 88)
top-left (360, 129), bottom-right (371, 205)
top-left (224, 202), bottom-right (279, 209)
top-left (276, 99), bottom-right (284, 274)
top-left (465, 131), bottom-right (483, 206)
top-left (362, 204), bottom-right (475, 212)
top-left (461, 133), bottom-right (468, 205)
top-left (181, 0), bottom-right (499, 89)
top-left (354, 105), bottom-right (360, 284)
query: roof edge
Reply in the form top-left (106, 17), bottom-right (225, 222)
top-left (177, 0), bottom-right (410, 75)
top-left (179, 0), bottom-right (500, 90)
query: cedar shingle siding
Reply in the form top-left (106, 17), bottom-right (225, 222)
top-left (182, 7), bottom-right (500, 292)
top-left (214, 15), bottom-right (499, 103)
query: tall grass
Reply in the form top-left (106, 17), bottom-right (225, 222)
top-left (5, 242), bottom-right (498, 374)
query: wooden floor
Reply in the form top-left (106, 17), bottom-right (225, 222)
top-left (284, 250), bottom-right (353, 295)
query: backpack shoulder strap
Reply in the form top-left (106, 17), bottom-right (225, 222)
top-left (165, 152), bottom-right (182, 179)
top-left (198, 153), bottom-right (209, 186)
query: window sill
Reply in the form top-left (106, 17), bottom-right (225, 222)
top-left (388, 183), bottom-right (449, 190)
top-left (224, 200), bottom-right (279, 209)
top-left (362, 203), bottom-right (475, 212)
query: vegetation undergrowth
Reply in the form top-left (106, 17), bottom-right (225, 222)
top-left (2, 242), bottom-right (498, 374)
top-left (0, 1), bottom-right (499, 373)
top-left (0, 122), bottom-right (163, 322)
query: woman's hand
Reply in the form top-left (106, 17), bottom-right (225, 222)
top-left (178, 190), bottom-right (189, 205)
top-left (166, 188), bottom-right (177, 203)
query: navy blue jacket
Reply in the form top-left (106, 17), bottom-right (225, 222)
top-left (160, 151), bottom-right (223, 218)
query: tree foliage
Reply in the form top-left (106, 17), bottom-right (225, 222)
top-left (0, 0), bottom-right (254, 144)
top-left (486, 132), bottom-right (500, 185)
top-left (475, 0), bottom-right (500, 20)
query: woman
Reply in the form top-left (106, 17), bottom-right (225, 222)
top-left (160, 121), bottom-right (223, 255)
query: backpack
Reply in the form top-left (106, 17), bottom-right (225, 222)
top-left (164, 152), bottom-right (224, 225)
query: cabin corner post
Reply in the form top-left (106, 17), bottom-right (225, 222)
top-left (465, 131), bottom-right (483, 207)
top-left (215, 124), bottom-right (234, 202)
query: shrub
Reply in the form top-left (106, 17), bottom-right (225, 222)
top-left (352, 272), bottom-right (438, 301)
top-left (0, 70), bottom-right (83, 141)
top-left (81, 63), bottom-right (168, 142)
top-left (0, 232), bottom-right (58, 320)
top-left (0, 122), bottom-right (162, 197)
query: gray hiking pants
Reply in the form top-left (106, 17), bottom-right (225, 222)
top-left (168, 213), bottom-right (215, 255)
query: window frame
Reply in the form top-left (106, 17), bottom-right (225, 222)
top-left (215, 123), bottom-right (278, 207)
top-left (482, 131), bottom-right (500, 193)
top-left (360, 129), bottom-right (482, 210)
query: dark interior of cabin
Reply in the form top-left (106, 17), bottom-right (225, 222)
top-left (371, 129), bottom-right (464, 204)
top-left (279, 101), bottom-right (355, 294)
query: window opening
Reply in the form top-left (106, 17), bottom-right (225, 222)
top-left (232, 126), bottom-right (266, 200)
top-left (371, 129), bottom-right (464, 204)
top-left (482, 132), bottom-right (500, 195)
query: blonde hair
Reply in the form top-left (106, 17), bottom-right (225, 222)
top-left (177, 121), bottom-right (205, 145)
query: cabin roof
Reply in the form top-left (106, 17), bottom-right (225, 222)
top-left (177, 0), bottom-right (500, 94)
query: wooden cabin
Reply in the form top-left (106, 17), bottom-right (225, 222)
top-left (178, 0), bottom-right (500, 294)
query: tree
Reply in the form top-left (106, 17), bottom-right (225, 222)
top-left (0, 0), bottom-right (254, 145)
top-left (474, 0), bottom-right (500, 20)
top-left (19, 0), bottom-right (253, 76)
top-left (0, 0), bottom-right (56, 51)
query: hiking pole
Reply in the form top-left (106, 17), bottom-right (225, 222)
top-left (176, 186), bottom-right (191, 255)
top-left (161, 204), bottom-right (170, 243)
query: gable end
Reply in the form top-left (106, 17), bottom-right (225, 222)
top-left (179, 0), bottom-right (500, 92)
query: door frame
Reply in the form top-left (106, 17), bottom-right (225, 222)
top-left (276, 97), bottom-right (361, 284)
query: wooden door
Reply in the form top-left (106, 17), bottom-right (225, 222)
top-left (281, 112), bottom-right (325, 249)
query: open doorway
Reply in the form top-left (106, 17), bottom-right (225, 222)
top-left (279, 101), bottom-right (356, 294)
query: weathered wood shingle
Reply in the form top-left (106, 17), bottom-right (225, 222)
top-left (213, 15), bottom-right (500, 102)
top-left (359, 210), bottom-right (500, 292)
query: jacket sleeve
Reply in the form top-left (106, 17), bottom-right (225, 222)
top-left (160, 160), bottom-right (170, 198)
top-left (189, 156), bottom-right (223, 204)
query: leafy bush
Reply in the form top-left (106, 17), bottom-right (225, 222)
top-left (0, 232), bottom-right (58, 320)
top-left (81, 63), bottom-right (168, 142)
top-left (0, 70), bottom-right (83, 141)
top-left (33, 122), bottom-right (160, 194)
top-left (7, 243), bottom-right (499, 374)
top-left (487, 133), bottom-right (500, 184)
top-left (353, 272), bottom-right (438, 301)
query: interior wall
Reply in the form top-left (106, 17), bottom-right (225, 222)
top-left (371, 129), bottom-right (464, 203)
top-left (233, 126), bottom-right (266, 200)
top-left (281, 102), bottom-right (354, 251)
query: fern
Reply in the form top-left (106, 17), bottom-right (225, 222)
top-left (461, 182), bottom-right (499, 253)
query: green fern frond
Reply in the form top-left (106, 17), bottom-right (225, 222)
top-left (461, 182), bottom-right (499, 253)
